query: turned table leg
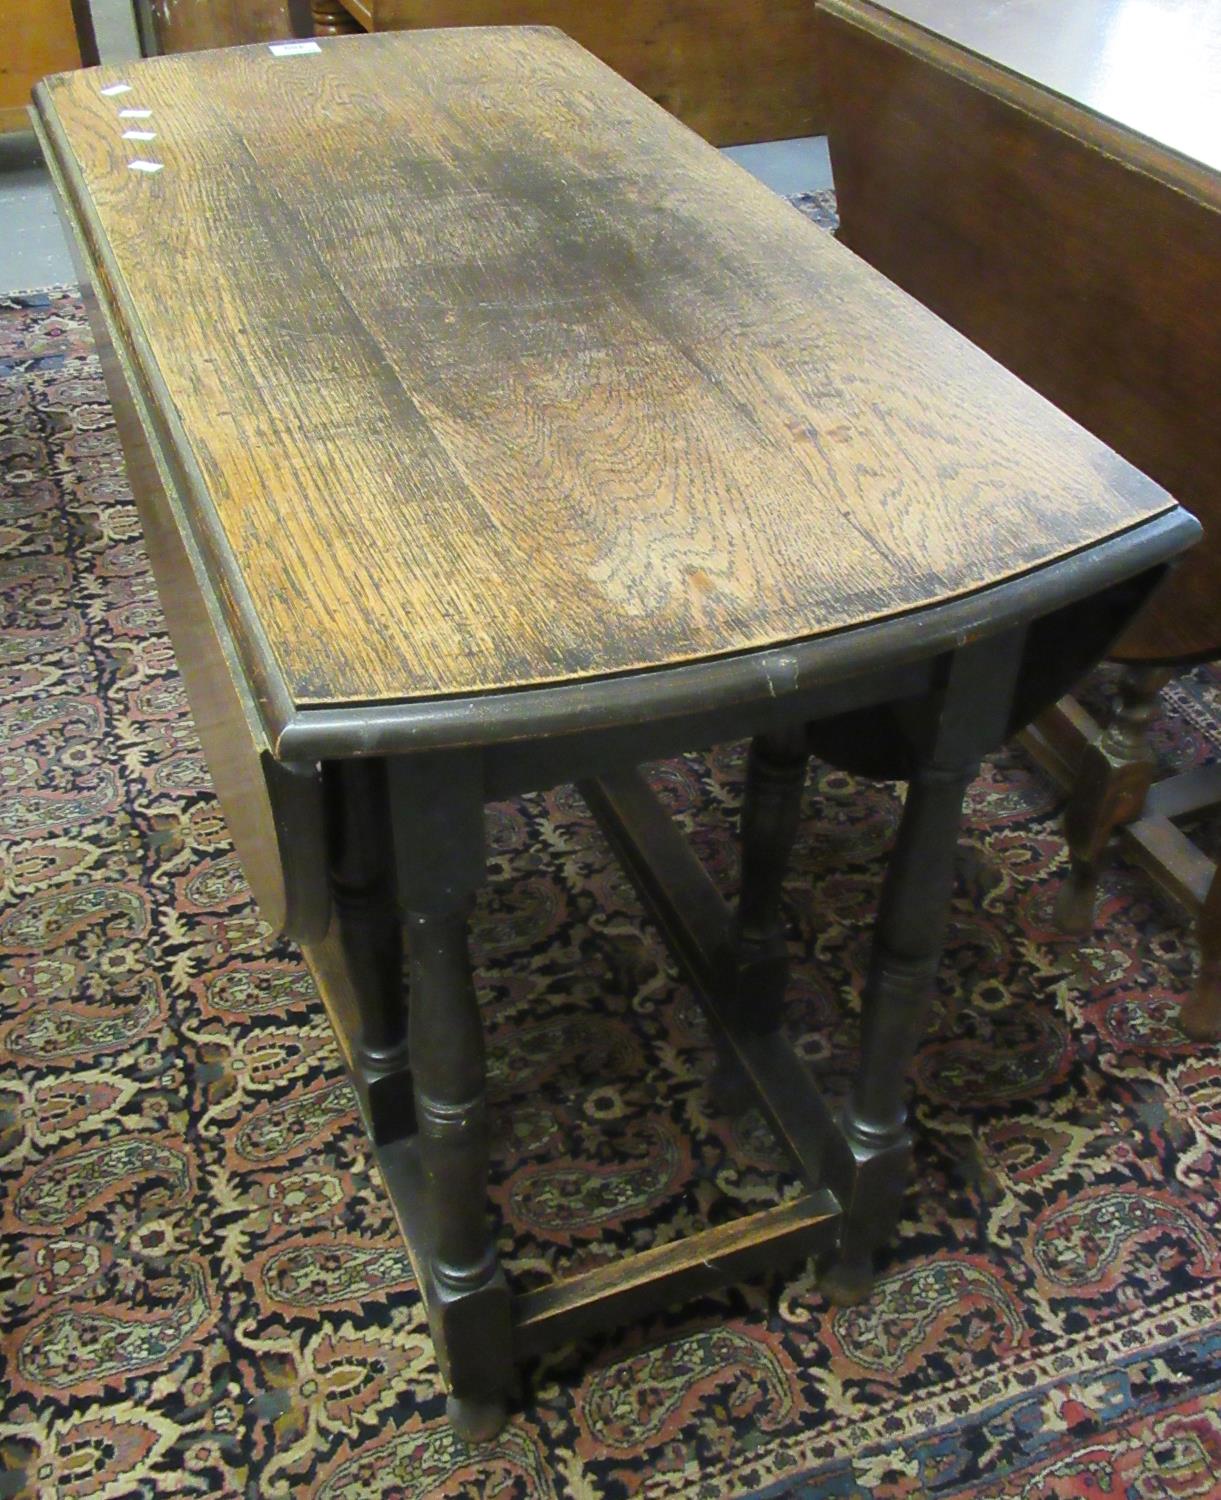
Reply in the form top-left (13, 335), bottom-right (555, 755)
top-left (815, 630), bottom-right (1026, 1304)
top-left (820, 758), bottom-right (975, 1304)
top-left (713, 725), bottom-right (810, 1110)
top-left (735, 726), bottom-right (811, 1027)
top-left (1055, 665), bottom-right (1172, 933)
top-left (326, 759), bottom-right (413, 1143)
top-left (388, 754), bottom-right (513, 1441)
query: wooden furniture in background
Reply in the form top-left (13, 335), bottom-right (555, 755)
top-left (136, 0), bottom-right (823, 143)
top-left (312, 0), bottom-right (361, 35)
top-left (0, 0), bottom-right (94, 132)
top-left (34, 27), bottom-right (1197, 1438)
top-left (817, 0), bottom-right (1221, 1039)
top-left (1037, 676), bottom-right (1221, 1040)
top-left (324, 0), bottom-right (824, 144)
top-left (144, 0), bottom-right (308, 53)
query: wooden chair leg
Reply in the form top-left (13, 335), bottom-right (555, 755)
top-left (1182, 865), bottom-right (1221, 1042)
top-left (1054, 665), bottom-right (1172, 933)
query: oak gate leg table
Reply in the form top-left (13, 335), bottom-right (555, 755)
top-left (35, 27), bottom-right (1198, 1440)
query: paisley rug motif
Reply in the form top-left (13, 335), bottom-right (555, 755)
top-left (1, 190), bottom-right (1219, 1498)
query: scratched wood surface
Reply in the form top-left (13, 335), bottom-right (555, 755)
top-left (36, 28), bottom-right (1178, 710)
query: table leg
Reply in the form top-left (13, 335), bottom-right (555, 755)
top-left (1183, 865), bottom-right (1221, 1042)
top-left (813, 630), bottom-right (1026, 1304)
top-left (736, 726), bottom-right (811, 1026)
top-left (388, 755), bottom-right (513, 1441)
top-left (1054, 665), bottom-right (1171, 933)
top-left (326, 759), bottom-right (413, 1142)
top-left (713, 726), bottom-right (810, 1110)
top-left (821, 758), bottom-right (974, 1304)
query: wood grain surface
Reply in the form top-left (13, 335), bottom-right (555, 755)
top-left (354, 0), bottom-right (823, 146)
top-left (817, 0), bottom-right (1220, 663)
top-left (36, 29), bottom-right (1180, 710)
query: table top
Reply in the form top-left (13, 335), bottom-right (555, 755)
top-left (836, 0), bottom-right (1221, 181)
top-left (36, 27), bottom-right (1181, 713)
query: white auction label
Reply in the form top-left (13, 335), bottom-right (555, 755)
top-left (269, 40), bottom-right (321, 56)
top-left (99, 82), bottom-right (132, 96)
top-left (128, 159), bottom-right (163, 174)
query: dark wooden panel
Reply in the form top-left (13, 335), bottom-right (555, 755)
top-left (359, 0), bottom-right (823, 146)
top-left (818, 0), bottom-right (1221, 664)
top-left (36, 29), bottom-right (1180, 712)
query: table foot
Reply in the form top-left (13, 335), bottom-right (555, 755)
top-left (707, 1049), bottom-right (756, 1116)
top-left (817, 1250), bottom-right (874, 1306)
top-left (1183, 870), bottom-right (1221, 1041)
top-left (446, 1392), bottom-right (509, 1444)
top-left (1052, 863), bottom-right (1099, 935)
top-left (1182, 971), bottom-right (1221, 1042)
top-left (1182, 981), bottom-right (1221, 1041)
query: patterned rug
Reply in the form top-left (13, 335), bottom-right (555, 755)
top-left (2, 190), bottom-right (1219, 1500)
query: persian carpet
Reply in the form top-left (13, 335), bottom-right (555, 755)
top-left (1, 192), bottom-right (1219, 1500)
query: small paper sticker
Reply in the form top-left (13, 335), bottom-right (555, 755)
top-left (128, 159), bottom-right (163, 173)
top-left (118, 108), bottom-right (153, 119)
top-left (121, 129), bottom-right (156, 141)
top-left (269, 40), bottom-right (321, 56)
top-left (100, 82), bottom-right (132, 96)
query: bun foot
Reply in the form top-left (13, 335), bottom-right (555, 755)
top-left (446, 1393), bottom-right (508, 1444)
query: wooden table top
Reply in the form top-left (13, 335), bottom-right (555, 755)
top-left (36, 28), bottom-right (1179, 711)
top-left (844, 0), bottom-right (1221, 183)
